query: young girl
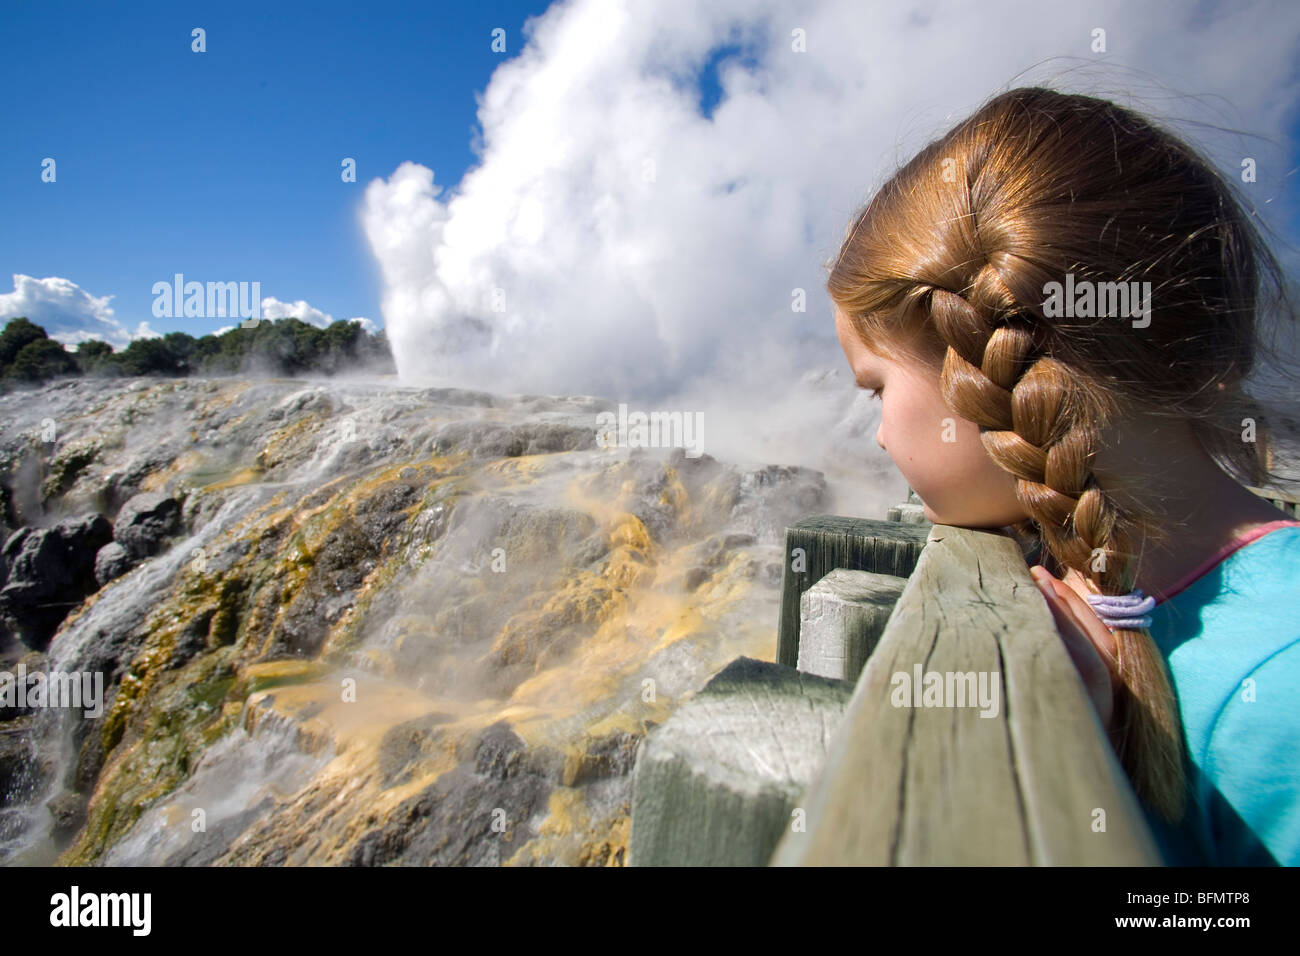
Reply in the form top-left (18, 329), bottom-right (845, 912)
top-left (829, 86), bottom-right (1300, 866)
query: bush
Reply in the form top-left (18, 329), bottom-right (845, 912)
top-left (75, 339), bottom-right (115, 374)
top-left (6, 337), bottom-right (78, 382)
top-left (0, 317), bottom-right (48, 370)
top-left (0, 315), bottom-right (395, 386)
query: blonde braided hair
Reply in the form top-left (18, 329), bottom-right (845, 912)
top-left (829, 86), bottom-right (1300, 822)
top-left (929, 270), bottom-right (1185, 821)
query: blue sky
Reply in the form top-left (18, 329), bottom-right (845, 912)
top-left (1, 0), bottom-right (1296, 422)
top-left (0, 0), bottom-right (573, 342)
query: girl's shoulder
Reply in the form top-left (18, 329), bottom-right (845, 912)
top-left (1152, 520), bottom-right (1300, 708)
top-left (1151, 521), bottom-right (1300, 634)
top-left (1154, 520), bottom-right (1300, 866)
top-left (1166, 519), bottom-right (1300, 604)
top-left (1224, 519), bottom-right (1300, 561)
top-left (1197, 640), bottom-right (1300, 866)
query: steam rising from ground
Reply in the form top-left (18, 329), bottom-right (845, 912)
top-left (361, 0), bottom-right (1300, 483)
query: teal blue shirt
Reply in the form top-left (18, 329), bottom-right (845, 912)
top-left (1141, 521), bottom-right (1300, 866)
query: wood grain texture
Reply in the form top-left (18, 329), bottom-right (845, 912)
top-left (797, 568), bottom-right (906, 682)
top-left (771, 523), bottom-right (1163, 866)
top-left (628, 656), bottom-right (853, 866)
top-left (777, 515), bottom-right (930, 667)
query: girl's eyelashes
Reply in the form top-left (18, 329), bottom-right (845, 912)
top-left (856, 383), bottom-right (883, 400)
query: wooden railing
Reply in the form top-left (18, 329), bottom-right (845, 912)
top-left (628, 482), bottom-right (1296, 866)
top-left (770, 519), bottom-right (1159, 864)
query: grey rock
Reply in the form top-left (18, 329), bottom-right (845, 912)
top-left (0, 520), bottom-right (11, 585)
top-left (0, 652), bottom-right (44, 721)
top-left (569, 730), bottom-right (641, 786)
top-left (93, 541), bottom-right (133, 586)
top-left (346, 721), bottom-right (563, 866)
top-left (168, 606), bottom-right (215, 669)
top-left (431, 419), bottom-right (596, 459)
top-left (112, 492), bottom-right (181, 559)
top-left (0, 715), bottom-right (55, 805)
top-left (377, 711), bottom-right (455, 790)
top-left (46, 790), bottom-right (87, 837)
top-left (0, 721), bottom-right (34, 800)
top-left (0, 514), bottom-right (113, 650)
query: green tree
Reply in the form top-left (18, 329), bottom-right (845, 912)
top-left (191, 333), bottom-right (224, 372)
top-left (6, 337), bottom-right (78, 382)
top-left (0, 314), bottom-right (394, 384)
top-left (74, 339), bottom-right (114, 373)
top-left (118, 336), bottom-right (186, 376)
top-left (161, 331), bottom-right (198, 374)
top-left (0, 317), bottom-right (48, 370)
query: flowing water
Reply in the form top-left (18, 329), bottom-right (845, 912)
top-left (0, 373), bottom-right (890, 865)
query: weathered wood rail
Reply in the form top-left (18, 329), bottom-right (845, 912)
top-left (628, 482), bottom-right (1297, 866)
top-left (770, 521), bottom-right (1158, 865)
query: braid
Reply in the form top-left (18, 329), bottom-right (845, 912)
top-left (927, 262), bottom-right (1188, 822)
top-left (826, 87), bottom-right (1298, 825)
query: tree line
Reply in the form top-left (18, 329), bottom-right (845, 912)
top-left (0, 315), bottom-right (395, 391)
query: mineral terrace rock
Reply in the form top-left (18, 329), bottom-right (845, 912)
top-left (346, 721), bottom-right (565, 866)
top-left (0, 376), bottom-right (883, 866)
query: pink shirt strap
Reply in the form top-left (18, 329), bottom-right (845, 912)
top-left (1152, 518), bottom-right (1300, 604)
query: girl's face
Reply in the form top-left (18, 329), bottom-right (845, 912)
top-left (834, 306), bottom-right (1029, 528)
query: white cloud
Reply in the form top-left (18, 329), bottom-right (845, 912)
top-left (0, 277), bottom-right (380, 350)
top-left (260, 296), bottom-right (379, 334)
top-left (360, 0), bottom-right (1300, 482)
top-left (0, 274), bottom-right (156, 349)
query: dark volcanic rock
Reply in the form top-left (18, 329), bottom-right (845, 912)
top-left (0, 715), bottom-right (55, 805)
top-left (354, 481), bottom-right (419, 551)
top-left (162, 797), bottom-right (276, 867)
top-left (0, 514), bottom-right (113, 649)
top-left (267, 481), bottom-right (435, 659)
top-left (0, 653), bottom-right (43, 721)
top-left (267, 518), bottom-right (375, 659)
top-left (0, 720), bottom-right (33, 798)
top-left (112, 492), bottom-right (182, 559)
top-left (377, 711), bottom-right (455, 790)
top-left (169, 606), bottom-right (216, 669)
top-left (568, 730), bottom-right (641, 786)
top-left (430, 420), bottom-right (596, 459)
top-left (93, 541), bottom-right (133, 586)
top-left (46, 790), bottom-right (88, 837)
top-left (346, 721), bottom-right (564, 866)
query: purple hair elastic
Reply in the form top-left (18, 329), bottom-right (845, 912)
top-left (1084, 588), bottom-right (1155, 630)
